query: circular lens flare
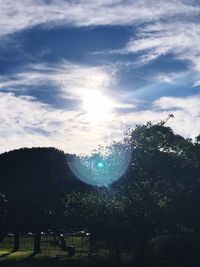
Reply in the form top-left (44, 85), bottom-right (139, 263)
top-left (67, 143), bottom-right (131, 186)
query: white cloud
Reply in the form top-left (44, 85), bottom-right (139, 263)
top-left (0, 0), bottom-right (200, 153)
top-left (113, 95), bottom-right (200, 140)
top-left (153, 95), bottom-right (200, 138)
top-left (0, 60), bottom-right (136, 111)
top-left (150, 71), bottom-right (191, 85)
top-left (0, 61), bottom-right (136, 154)
top-left (119, 20), bottom-right (200, 85)
top-left (1, 1), bottom-right (200, 83)
top-left (0, 0), bottom-right (199, 36)
top-left (0, 91), bottom-right (199, 154)
top-left (0, 61), bottom-right (116, 99)
top-left (154, 95), bottom-right (200, 117)
top-left (125, 22), bottom-right (200, 61)
top-left (0, 91), bottom-right (111, 154)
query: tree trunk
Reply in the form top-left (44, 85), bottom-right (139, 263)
top-left (59, 235), bottom-right (67, 251)
top-left (88, 235), bottom-right (93, 258)
top-left (113, 241), bottom-right (122, 267)
top-left (115, 247), bottom-right (122, 267)
top-left (33, 231), bottom-right (41, 254)
top-left (135, 238), bottom-right (147, 267)
top-left (13, 231), bottom-right (20, 252)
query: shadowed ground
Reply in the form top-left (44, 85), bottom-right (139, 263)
top-left (0, 250), bottom-right (125, 267)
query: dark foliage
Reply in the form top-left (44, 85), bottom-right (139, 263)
top-left (0, 123), bottom-right (200, 266)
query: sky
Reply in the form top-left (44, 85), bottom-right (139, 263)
top-left (0, 0), bottom-right (200, 155)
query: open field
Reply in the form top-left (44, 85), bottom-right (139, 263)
top-left (2, 234), bottom-right (200, 267)
top-left (0, 235), bottom-right (90, 253)
top-left (2, 249), bottom-right (200, 267)
top-left (0, 236), bottom-right (114, 267)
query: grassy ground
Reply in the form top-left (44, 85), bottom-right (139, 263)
top-left (0, 236), bottom-right (114, 267)
top-left (0, 236), bottom-right (90, 252)
top-left (0, 249), bottom-right (120, 267)
top-left (2, 235), bottom-right (200, 267)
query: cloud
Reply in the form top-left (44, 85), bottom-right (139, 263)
top-left (150, 71), bottom-right (191, 85)
top-left (118, 20), bottom-right (200, 85)
top-left (0, 89), bottom-right (199, 155)
top-left (125, 22), bottom-right (200, 61)
top-left (0, 61), bottom-right (116, 101)
top-left (1, 1), bottom-right (200, 82)
top-left (0, 60), bottom-right (136, 154)
top-left (0, 1), bottom-right (199, 154)
top-left (113, 94), bottom-right (200, 140)
top-left (0, 91), bottom-right (111, 154)
top-left (153, 95), bottom-right (200, 138)
top-left (0, 60), bottom-right (137, 110)
top-left (0, 0), bottom-right (199, 37)
top-left (0, 89), bottom-right (136, 155)
top-left (154, 95), bottom-right (200, 117)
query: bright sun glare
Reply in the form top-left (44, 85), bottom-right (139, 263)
top-left (82, 90), bottom-right (113, 123)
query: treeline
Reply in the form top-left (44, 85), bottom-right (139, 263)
top-left (0, 122), bottom-right (200, 266)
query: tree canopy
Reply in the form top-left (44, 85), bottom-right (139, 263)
top-left (0, 122), bottom-right (200, 265)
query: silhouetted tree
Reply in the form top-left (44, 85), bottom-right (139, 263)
top-left (112, 122), bottom-right (200, 266)
top-left (0, 122), bottom-right (199, 266)
top-left (0, 147), bottom-right (87, 254)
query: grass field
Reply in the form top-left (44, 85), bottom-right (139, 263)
top-left (0, 235), bottom-right (114, 267)
top-left (0, 249), bottom-right (117, 267)
top-left (2, 235), bottom-right (200, 267)
top-left (2, 238), bottom-right (200, 267)
top-left (0, 235), bottom-right (90, 253)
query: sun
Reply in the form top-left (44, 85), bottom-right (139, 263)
top-left (82, 90), bottom-right (113, 123)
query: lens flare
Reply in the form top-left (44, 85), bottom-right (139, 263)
top-left (67, 143), bottom-right (131, 186)
top-left (97, 162), bottom-right (104, 168)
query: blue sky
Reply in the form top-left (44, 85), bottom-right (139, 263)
top-left (0, 0), bottom-right (200, 154)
